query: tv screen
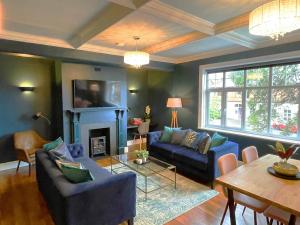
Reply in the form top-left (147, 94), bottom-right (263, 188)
top-left (73, 80), bottom-right (121, 108)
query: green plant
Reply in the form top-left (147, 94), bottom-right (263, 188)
top-left (135, 150), bottom-right (149, 159)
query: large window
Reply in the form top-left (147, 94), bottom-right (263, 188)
top-left (205, 63), bottom-right (300, 140)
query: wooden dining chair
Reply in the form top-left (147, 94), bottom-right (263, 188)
top-left (14, 130), bottom-right (48, 175)
top-left (218, 153), bottom-right (269, 225)
top-left (133, 121), bottom-right (150, 150)
top-left (264, 205), bottom-right (300, 225)
top-left (241, 146), bottom-right (259, 215)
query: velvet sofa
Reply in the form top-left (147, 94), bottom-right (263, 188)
top-left (147, 131), bottom-right (239, 188)
top-left (36, 144), bottom-right (136, 225)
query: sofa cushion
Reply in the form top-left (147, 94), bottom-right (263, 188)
top-left (173, 148), bottom-right (208, 171)
top-left (193, 132), bottom-right (211, 154)
top-left (160, 126), bottom-right (181, 143)
top-left (48, 142), bottom-right (74, 162)
top-left (60, 163), bottom-right (94, 183)
top-left (170, 129), bottom-right (188, 145)
top-left (181, 129), bottom-right (198, 148)
top-left (150, 142), bottom-right (187, 159)
top-left (211, 133), bottom-right (228, 148)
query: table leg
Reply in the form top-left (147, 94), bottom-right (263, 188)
top-left (174, 168), bottom-right (177, 189)
top-left (227, 188), bottom-right (236, 225)
top-left (145, 176), bottom-right (147, 200)
top-left (288, 214), bottom-right (296, 225)
top-left (110, 157), bottom-right (113, 173)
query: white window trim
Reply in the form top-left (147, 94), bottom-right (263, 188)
top-left (198, 49), bottom-right (300, 143)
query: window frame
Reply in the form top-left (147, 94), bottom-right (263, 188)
top-left (201, 61), bottom-right (300, 141)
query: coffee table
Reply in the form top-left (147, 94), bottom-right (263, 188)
top-left (110, 152), bottom-right (176, 200)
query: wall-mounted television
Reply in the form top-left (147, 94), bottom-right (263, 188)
top-left (73, 80), bottom-right (121, 108)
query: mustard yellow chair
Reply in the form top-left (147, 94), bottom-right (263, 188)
top-left (14, 130), bottom-right (48, 175)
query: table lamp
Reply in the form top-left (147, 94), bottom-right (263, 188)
top-left (166, 98), bottom-right (182, 128)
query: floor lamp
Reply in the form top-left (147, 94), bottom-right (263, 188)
top-left (166, 98), bottom-right (182, 128)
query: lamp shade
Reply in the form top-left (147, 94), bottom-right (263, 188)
top-left (166, 98), bottom-right (182, 108)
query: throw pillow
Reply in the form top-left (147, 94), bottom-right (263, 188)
top-left (181, 130), bottom-right (198, 148)
top-left (43, 137), bottom-right (63, 151)
top-left (48, 142), bottom-right (74, 162)
top-left (55, 159), bottom-right (81, 170)
top-left (196, 133), bottom-right (212, 154)
top-left (170, 129), bottom-right (188, 145)
top-left (60, 163), bottom-right (94, 183)
top-left (210, 133), bottom-right (228, 148)
top-left (159, 126), bottom-right (181, 143)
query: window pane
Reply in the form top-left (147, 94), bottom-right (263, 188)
top-left (208, 72), bottom-right (223, 88)
top-left (246, 68), bottom-right (269, 87)
top-left (245, 89), bottom-right (269, 133)
top-left (271, 88), bottom-right (299, 137)
top-left (226, 92), bottom-right (242, 128)
top-left (208, 92), bottom-right (222, 126)
top-left (272, 64), bottom-right (300, 86)
top-left (225, 70), bottom-right (244, 87)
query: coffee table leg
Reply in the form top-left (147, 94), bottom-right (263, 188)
top-left (288, 214), bottom-right (296, 225)
top-left (145, 176), bottom-right (147, 200)
top-left (174, 168), bottom-right (177, 189)
top-left (227, 188), bottom-right (236, 225)
top-left (110, 157), bottom-right (112, 173)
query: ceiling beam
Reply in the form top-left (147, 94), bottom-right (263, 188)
top-left (214, 12), bottom-right (250, 34)
top-left (218, 31), bottom-right (256, 48)
top-left (69, 0), bottom-right (149, 48)
top-left (143, 31), bottom-right (208, 54)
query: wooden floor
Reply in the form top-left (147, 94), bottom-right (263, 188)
top-left (0, 145), bottom-right (269, 225)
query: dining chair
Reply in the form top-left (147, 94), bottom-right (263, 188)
top-left (241, 146), bottom-right (259, 215)
top-left (14, 130), bottom-right (48, 175)
top-left (133, 121), bottom-right (150, 150)
top-left (218, 153), bottom-right (269, 225)
top-left (264, 205), bottom-right (300, 225)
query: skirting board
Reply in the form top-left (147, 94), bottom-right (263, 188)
top-left (0, 160), bottom-right (28, 172)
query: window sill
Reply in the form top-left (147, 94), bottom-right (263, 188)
top-left (200, 127), bottom-right (300, 145)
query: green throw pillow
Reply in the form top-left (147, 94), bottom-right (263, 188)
top-left (43, 137), bottom-right (63, 151)
top-left (210, 133), bottom-right (228, 148)
top-left (160, 126), bottom-right (181, 143)
top-left (60, 163), bottom-right (94, 183)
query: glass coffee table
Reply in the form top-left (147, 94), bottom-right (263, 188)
top-left (110, 152), bottom-right (176, 200)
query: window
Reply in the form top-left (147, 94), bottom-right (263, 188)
top-left (204, 63), bottom-right (300, 140)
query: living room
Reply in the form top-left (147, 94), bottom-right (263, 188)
top-left (0, 0), bottom-right (300, 225)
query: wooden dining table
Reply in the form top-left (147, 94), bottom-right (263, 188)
top-left (216, 154), bottom-right (300, 225)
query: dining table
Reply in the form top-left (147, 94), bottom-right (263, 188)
top-left (216, 154), bottom-right (300, 225)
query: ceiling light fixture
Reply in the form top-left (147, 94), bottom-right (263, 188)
top-left (124, 36), bottom-right (149, 68)
top-left (249, 0), bottom-right (300, 40)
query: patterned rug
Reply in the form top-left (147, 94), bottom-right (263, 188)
top-left (105, 165), bottom-right (218, 225)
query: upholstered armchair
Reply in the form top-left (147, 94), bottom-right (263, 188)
top-left (14, 130), bottom-right (48, 175)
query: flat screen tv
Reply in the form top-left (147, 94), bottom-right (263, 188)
top-left (73, 80), bottom-right (121, 108)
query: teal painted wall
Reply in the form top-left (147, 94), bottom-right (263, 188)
top-left (0, 54), bottom-right (54, 163)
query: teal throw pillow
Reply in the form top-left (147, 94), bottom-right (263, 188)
top-left (170, 129), bottom-right (188, 145)
top-left (210, 133), bottom-right (228, 148)
top-left (43, 137), bottom-right (63, 151)
top-left (181, 130), bottom-right (198, 148)
top-left (61, 163), bottom-right (94, 183)
top-left (160, 126), bottom-right (181, 143)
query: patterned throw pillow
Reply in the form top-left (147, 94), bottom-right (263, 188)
top-left (48, 142), bottom-right (74, 162)
top-left (181, 130), bottom-right (198, 148)
top-left (43, 137), bottom-right (63, 151)
top-left (170, 129), bottom-right (188, 145)
top-left (160, 126), bottom-right (181, 143)
top-left (196, 133), bottom-right (212, 154)
top-left (60, 163), bottom-right (94, 183)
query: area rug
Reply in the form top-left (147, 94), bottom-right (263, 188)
top-left (105, 165), bottom-right (218, 225)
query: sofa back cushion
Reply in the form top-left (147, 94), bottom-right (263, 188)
top-left (48, 142), bottom-right (74, 162)
top-left (60, 163), bottom-right (94, 183)
top-left (43, 137), bottom-right (63, 151)
top-left (181, 130), bottom-right (198, 148)
top-left (211, 133), bottom-right (228, 148)
top-left (160, 126), bottom-right (181, 143)
top-left (196, 132), bottom-right (211, 154)
top-left (170, 129), bottom-right (188, 145)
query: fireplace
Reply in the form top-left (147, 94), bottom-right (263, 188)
top-left (89, 128), bottom-right (110, 157)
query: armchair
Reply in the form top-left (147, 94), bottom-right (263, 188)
top-left (14, 130), bottom-right (48, 175)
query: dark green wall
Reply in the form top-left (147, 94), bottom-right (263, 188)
top-left (0, 54), bottom-right (54, 163)
top-left (171, 41), bottom-right (300, 159)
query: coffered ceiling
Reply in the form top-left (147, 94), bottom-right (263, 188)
top-left (1, 0), bottom-right (300, 65)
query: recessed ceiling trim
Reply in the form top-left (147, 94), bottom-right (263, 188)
top-left (218, 31), bottom-right (256, 49)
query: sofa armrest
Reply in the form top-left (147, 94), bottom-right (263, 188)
top-left (207, 141), bottom-right (239, 180)
top-left (65, 171), bottom-right (136, 225)
top-left (147, 131), bottom-right (162, 147)
top-left (67, 144), bottom-right (84, 158)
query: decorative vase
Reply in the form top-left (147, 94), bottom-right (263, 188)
top-left (273, 161), bottom-right (299, 176)
top-left (136, 158), bottom-right (143, 165)
top-left (142, 157), bottom-right (147, 163)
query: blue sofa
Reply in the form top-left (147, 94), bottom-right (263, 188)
top-left (36, 144), bottom-right (136, 225)
top-left (147, 131), bottom-right (239, 188)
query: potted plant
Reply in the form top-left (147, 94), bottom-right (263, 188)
top-left (135, 150), bottom-right (149, 163)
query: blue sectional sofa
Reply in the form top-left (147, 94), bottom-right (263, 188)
top-left (36, 144), bottom-right (136, 225)
top-left (147, 131), bottom-right (239, 188)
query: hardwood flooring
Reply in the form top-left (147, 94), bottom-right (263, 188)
top-left (0, 145), bottom-right (269, 225)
